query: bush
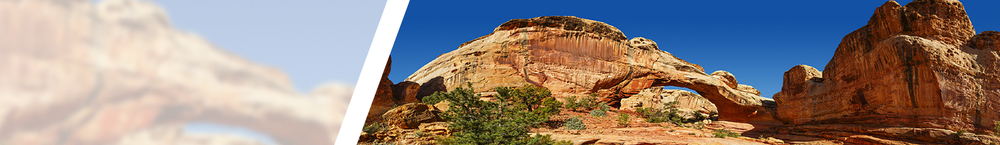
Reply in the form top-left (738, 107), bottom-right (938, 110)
top-left (580, 93), bottom-right (599, 110)
top-left (538, 97), bottom-right (563, 115)
top-left (363, 122), bottom-right (385, 134)
top-left (617, 113), bottom-right (631, 127)
top-left (713, 129), bottom-right (740, 138)
top-left (565, 116), bottom-right (586, 130)
top-left (636, 101), bottom-right (686, 125)
top-left (995, 121), bottom-right (999, 136)
top-left (590, 109), bottom-right (607, 117)
top-left (598, 102), bottom-right (611, 112)
top-left (564, 96), bottom-right (580, 111)
top-left (435, 83), bottom-right (565, 144)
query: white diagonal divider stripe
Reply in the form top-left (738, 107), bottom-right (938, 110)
top-left (335, 0), bottom-right (409, 144)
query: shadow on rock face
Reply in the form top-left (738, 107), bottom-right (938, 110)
top-left (416, 76), bottom-right (447, 100)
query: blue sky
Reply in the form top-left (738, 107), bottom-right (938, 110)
top-left (141, 0), bottom-right (388, 143)
top-left (148, 0), bottom-right (387, 92)
top-left (388, 0), bottom-right (1000, 98)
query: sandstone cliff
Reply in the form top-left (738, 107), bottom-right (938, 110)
top-left (0, 0), bottom-right (351, 144)
top-left (774, 0), bottom-right (1000, 143)
top-left (404, 16), bottom-right (778, 124)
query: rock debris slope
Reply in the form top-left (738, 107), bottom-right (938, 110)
top-left (0, 0), bottom-right (352, 144)
top-left (404, 16), bottom-right (778, 124)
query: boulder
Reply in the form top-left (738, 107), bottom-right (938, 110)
top-left (433, 100), bottom-right (451, 112)
top-left (710, 70), bottom-right (738, 88)
top-left (392, 81), bottom-right (422, 104)
top-left (619, 87), bottom-right (718, 115)
top-left (381, 103), bottom-right (443, 129)
top-left (404, 16), bottom-right (778, 124)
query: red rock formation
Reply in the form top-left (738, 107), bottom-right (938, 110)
top-left (775, 0), bottom-right (1000, 139)
top-left (404, 16), bottom-right (778, 125)
top-left (380, 103), bottom-right (442, 129)
top-left (369, 56), bottom-right (397, 124)
top-left (392, 81), bottom-right (422, 104)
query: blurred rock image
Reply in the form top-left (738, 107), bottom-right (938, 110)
top-left (0, 0), bottom-right (353, 144)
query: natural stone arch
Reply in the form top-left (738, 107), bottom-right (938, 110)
top-left (405, 16), bottom-right (781, 125)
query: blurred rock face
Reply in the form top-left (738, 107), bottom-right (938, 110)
top-left (0, 0), bottom-right (351, 144)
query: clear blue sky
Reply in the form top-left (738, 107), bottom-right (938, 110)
top-left (148, 0), bottom-right (387, 92)
top-left (388, 0), bottom-right (1000, 98)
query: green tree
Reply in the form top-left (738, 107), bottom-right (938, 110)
top-left (435, 83), bottom-right (564, 145)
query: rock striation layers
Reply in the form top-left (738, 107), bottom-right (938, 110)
top-left (0, 0), bottom-right (352, 144)
top-left (619, 87), bottom-right (718, 116)
top-left (404, 16), bottom-right (777, 124)
top-left (774, 0), bottom-right (1000, 141)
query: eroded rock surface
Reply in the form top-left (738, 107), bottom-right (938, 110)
top-left (619, 87), bottom-right (718, 116)
top-left (0, 0), bottom-right (352, 144)
top-left (381, 103), bottom-right (442, 129)
top-left (775, 0), bottom-right (1000, 143)
top-left (405, 16), bottom-right (777, 124)
top-left (369, 56), bottom-right (397, 124)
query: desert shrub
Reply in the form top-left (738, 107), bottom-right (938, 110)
top-left (565, 96), bottom-right (580, 111)
top-left (691, 111), bottom-right (707, 121)
top-left (435, 83), bottom-right (564, 145)
top-left (590, 109), bottom-right (607, 117)
top-left (598, 102), bottom-right (611, 112)
top-left (363, 122), bottom-right (385, 134)
top-left (995, 121), bottom-right (999, 136)
top-left (713, 129), bottom-right (740, 138)
top-left (693, 122), bottom-right (705, 130)
top-left (617, 113), bottom-right (631, 127)
top-left (579, 93), bottom-right (599, 110)
top-left (565, 116), bottom-right (586, 130)
top-left (636, 101), bottom-right (686, 125)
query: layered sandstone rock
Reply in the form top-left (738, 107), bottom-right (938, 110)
top-left (405, 16), bottom-right (777, 124)
top-left (0, 0), bottom-right (352, 144)
top-left (775, 0), bottom-right (1000, 138)
top-left (392, 81), bottom-right (422, 104)
top-left (369, 57), bottom-right (397, 123)
top-left (619, 87), bottom-right (718, 116)
top-left (380, 103), bottom-right (442, 129)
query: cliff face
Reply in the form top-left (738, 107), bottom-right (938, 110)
top-left (0, 0), bottom-right (351, 144)
top-left (775, 0), bottom-right (999, 134)
top-left (404, 16), bottom-right (777, 124)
